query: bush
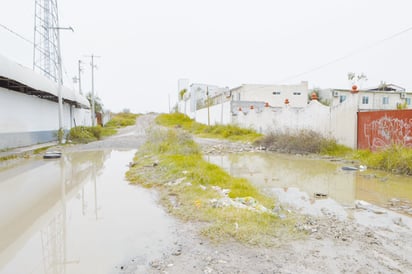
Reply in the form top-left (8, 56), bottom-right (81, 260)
top-left (105, 112), bottom-right (139, 128)
top-left (354, 145), bottom-right (412, 175)
top-left (156, 113), bottom-right (261, 142)
top-left (255, 130), bottom-right (352, 156)
top-left (68, 126), bottom-right (102, 143)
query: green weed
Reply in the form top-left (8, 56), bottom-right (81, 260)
top-left (126, 127), bottom-right (299, 246)
top-left (255, 130), bottom-right (352, 156)
top-left (68, 126), bottom-right (102, 143)
top-left (105, 112), bottom-right (139, 128)
top-left (155, 113), bottom-right (262, 142)
top-left (354, 145), bottom-right (412, 175)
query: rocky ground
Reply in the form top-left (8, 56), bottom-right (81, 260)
top-left (72, 115), bottom-right (412, 274)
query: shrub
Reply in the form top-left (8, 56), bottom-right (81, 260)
top-left (105, 112), bottom-right (139, 128)
top-left (255, 130), bottom-right (352, 156)
top-left (354, 145), bottom-right (412, 175)
top-left (68, 126), bottom-right (102, 143)
top-left (156, 113), bottom-right (261, 142)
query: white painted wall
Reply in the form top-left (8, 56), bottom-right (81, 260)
top-left (0, 87), bottom-right (59, 133)
top-left (194, 101), bottom-right (231, 125)
top-left (0, 87), bottom-right (92, 149)
top-left (0, 87), bottom-right (91, 133)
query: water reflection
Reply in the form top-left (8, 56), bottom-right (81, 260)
top-left (0, 150), bottom-right (177, 274)
top-left (206, 152), bottom-right (412, 214)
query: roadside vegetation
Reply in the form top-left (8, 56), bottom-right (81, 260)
top-left (105, 112), bottom-right (139, 128)
top-left (155, 113), bottom-right (412, 176)
top-left (126, 127), bottom-right (299, 246)
top-left (255, 130), bottom-right (353, 157)
top-left (68, 112), bottom-right (139, 143)
top-left (354, 145), bottom-right (412, 175)
top-left (155, 112), bottom-right (262, 142)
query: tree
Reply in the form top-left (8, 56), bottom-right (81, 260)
top-left (86, 92), bottom-right (103, 113)
top-left (347, 72), bottom-right (368, 87)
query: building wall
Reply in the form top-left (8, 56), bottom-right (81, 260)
top-left (331, 90), bottom-right (411, 110)
top-left (0, 87), bottom-right (91, 149)
top-left (330, 93), bottom-right (359, 148)
top-left (232, 82), bottom-right (309, 108)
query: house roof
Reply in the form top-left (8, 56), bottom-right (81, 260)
top-left (0, 54), bottom-right (90, 109)
top-left (366, 83), bottom-right (405, 92)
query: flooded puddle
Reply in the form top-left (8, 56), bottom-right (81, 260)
top-left (0, 150), bottom-right (178, 274)
top-left (206, 152), bottom-right (412, 217)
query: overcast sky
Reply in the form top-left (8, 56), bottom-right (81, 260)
top-left (1, 0), bottom-right (412, 113)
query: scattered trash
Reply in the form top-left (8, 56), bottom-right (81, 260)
top-left (199, 184), bottom-right (207, 190)
top-left (355, 200), bottom-right (387, 214)
top-left (43, 151), bottom-right (61, 159)
top-left (165, 177), bottom-right (186, 186)
top-left (341, 166), bottom-right (358, 171)
top-left (314, 193), bottom-right (328, 199)
top-left (341, 165), bottom-right (367, 171)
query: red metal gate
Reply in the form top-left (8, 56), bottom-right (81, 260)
top-left (357, 110), bottom-right (412, 151)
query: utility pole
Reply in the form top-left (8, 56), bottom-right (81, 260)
top-left (85, 54), bottom-right (100, 126)
top-left (78, 60), bottom-right (83, 94)
top-left (206, 86), bottom-right (210, 126)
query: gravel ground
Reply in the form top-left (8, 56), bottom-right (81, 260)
top-left (70, 115), bottom-right (412, 274)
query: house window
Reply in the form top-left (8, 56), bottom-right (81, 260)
top-left (382, 97), bottom-right (389, 105)
top-left (406, 98), bottom-right (411, 105)
top-left (339, 95), bottom-right (346, 103)
top-left (272, 91), bottom-right (281, 95)
top-left (362, 96), bottom-right (369, 104)
top-left (293, 92), bottom-right (301, 95)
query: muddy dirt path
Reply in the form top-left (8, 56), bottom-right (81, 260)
top-left (73, 115), bottom-right (412, 273)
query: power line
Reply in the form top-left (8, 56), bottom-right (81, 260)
top-left (0, 23), bottom-right (33, 45)
top-left (279, 25), bottom-right (412, 83)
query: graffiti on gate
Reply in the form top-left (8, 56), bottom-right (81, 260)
top-left (359, 111), bottom-right (412, 150)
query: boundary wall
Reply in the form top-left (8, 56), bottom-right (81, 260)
top-left (0, 87), bottom-right (91, 149)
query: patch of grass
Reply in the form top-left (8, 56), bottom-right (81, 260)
top-left (354, 145), bottom-right (412, 175)
top-left (33, 146), bottom-right (53, 154)
top-left (126, 127), bottom-right (299, 246)
top-left (0, 155), bottom-right (17, 162)
top-left (101, 126), bottom-right (117, 137)
top-left (155, 113), bottom-right (262, 142)
top-left (255, 130), bottom-right (352, 156)
top-left (105, 112), bottom-right (139, 128)
top-left (68, 126), bottom-right (102, 143)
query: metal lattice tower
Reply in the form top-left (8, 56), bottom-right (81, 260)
top-left (33, 0), bottom-right (61, 83)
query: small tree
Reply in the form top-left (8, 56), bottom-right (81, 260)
top-left (347, 72), bottom-right (368, 88)
top-left (86, 92), bottom-right (103, 113)
top-left (179, 89), bottom-right (187, 100)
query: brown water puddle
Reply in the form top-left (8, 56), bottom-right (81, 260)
top-left (0, 150), bottom-right (178, 274)
top-left (206, 152), bottom-right (412, 217)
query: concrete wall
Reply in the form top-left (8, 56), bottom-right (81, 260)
top-left (0, 87), bottom-right (91, 149)
top-left (193, 101), bottom-right (232, 125)
top-left (232, 97), bottom-right (358, 148)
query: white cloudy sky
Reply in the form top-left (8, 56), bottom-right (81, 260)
top-left (1, 0), bottom-right (412, 113)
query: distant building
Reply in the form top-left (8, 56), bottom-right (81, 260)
top-left (230, 81), bottom-right (309, 108)
top-left (326, 84), bottom-right (411, 110)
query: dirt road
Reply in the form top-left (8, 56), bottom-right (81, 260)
top-left (72, 115), bottom-right (412, 273)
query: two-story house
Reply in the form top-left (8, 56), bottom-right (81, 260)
top-left (327, 84), bottom-right (411, 110)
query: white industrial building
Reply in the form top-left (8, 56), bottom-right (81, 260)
top-left (0, 54), bottom-right (91, 149)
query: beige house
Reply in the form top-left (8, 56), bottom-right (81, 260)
top-left (230, 81), bottom-right (309, 108)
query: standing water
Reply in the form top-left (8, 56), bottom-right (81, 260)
top-left (206, 152), bottom-right (412, 217)
top-left (0, 150), bottom-right (178, 274)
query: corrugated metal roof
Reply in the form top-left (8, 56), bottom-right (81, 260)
top-left (0, 54), bottom-right (90, 108)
